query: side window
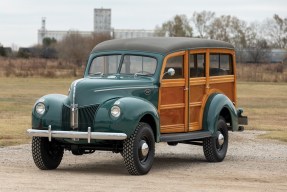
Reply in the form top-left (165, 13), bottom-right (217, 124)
top-left (209, 54), bottom-right (233, 76)
top-left (189, 53), bottom-right (205, 78)
top-left (163, 55), bottom-right (184, 79)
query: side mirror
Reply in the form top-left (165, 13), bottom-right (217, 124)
top-left (164, 68), bottom-right (175, 77)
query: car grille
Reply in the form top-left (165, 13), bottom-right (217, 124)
top-left (62, 104), bottom-right (99, 130)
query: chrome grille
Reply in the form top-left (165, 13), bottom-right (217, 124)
top-left (62, 104), bottom-right (99, 131)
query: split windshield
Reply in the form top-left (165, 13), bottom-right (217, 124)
top-left (88, 55), bottom-right (157, 76)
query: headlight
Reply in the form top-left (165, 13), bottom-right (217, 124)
top-left (35, 102), bottom-right (46, 115)
top-left (111, 105), bottom-right (121, 118)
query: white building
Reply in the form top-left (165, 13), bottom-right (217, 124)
top-left (113, 29), bottom-right (155, 39)
top-left (37, 9), bottom-right (155, 45)
top-left (94, 8), bottom-right (111, 33)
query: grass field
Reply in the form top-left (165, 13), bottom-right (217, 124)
top-left (0, 77), bottom-right (77, 146)
top-left (0, 77), bottom-right (286, 146)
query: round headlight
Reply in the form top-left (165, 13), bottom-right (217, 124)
top-left (111, 105), bottom-right (121, 118)
top-left (35, 102), bottom-right (46, 115)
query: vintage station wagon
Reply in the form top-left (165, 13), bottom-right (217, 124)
top-left (27, 37), bottom-right (247, 175)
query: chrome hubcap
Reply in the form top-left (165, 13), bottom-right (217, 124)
top-left (139, 140), bottom-right (149, 159)
top-left (217, 132), bottom-right (224, 146)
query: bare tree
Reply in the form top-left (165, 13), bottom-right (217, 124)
top-left (191, 11), bottom-right (215, 38)
top-left (155, 15), bottom-right (193, 37)
top-left (263, 14), bottom-right (287, 49)
top-left (207, 15), bottom-right (247, 48)
top-left (56, 32), bottom-right (111, 66)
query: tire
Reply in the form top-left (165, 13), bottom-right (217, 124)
top-left (32, 137), bottom-right (64, 170)
top-left (122, 122), bottom-right (155, 175)
top-left (203, 117), bottom-right (228, 162)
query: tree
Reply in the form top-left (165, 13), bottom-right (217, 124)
top-left (192, 11), bottom-right (215, 38)
top-left (207, 15), bottom-right (247, 48)
top-left (56, 32), bottom-right (111, 66)
top-left (0, 46), bottom-right (6, 57)
top-left (263, 14), bottom-right (287, 48)
top-left (42, 37), bottom-right (57, 47)
top-left (155, 15), bottom-right (193, 37)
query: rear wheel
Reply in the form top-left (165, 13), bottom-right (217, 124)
top-left (122, 122), bottom-right (155, 175)
top-left (32, 137), bottom-right (64, 170)
top-left (203, 117), bottom-right (228, 162)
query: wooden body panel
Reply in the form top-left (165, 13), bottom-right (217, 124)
top-left (159, 48), bottom-right (236, 134)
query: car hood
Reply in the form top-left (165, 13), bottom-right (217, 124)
top-left (67, 76), bottom-right (157, 107)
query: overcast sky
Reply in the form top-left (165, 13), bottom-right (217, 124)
top-left (0, 0), bottom-right (286, 48)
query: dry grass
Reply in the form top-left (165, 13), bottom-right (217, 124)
top-left (0, 77), bottom-right (76, 146)
top-left (0, 58), bottom-right (84, 77)
top-left (237, 81), bottom-right (287, 142)
top-left (237, 63), bottom-right (287, 82)
top-left (0, 77), bottom-right (286, 146)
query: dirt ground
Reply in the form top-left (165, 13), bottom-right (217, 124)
top-left (0, 131), bottom-right (286, 192)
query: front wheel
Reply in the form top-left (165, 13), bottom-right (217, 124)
top-left (203, 117), bottom-right (228, 162)
top-left (122, 122), bottom-right (155, 175)
top-left (32, 137), bottom-right (64, 170)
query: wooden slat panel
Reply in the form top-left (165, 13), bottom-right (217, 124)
top-left (161, 87), bottom-right (184, 105)
top-left (210, 82), bottom-right (235, 102)
top-left (190, 85), bottom-right (205, 103)
top-left (189, 106), bottom-right (201, 123)
top-left (189, 122), bottom-right (200, 131)
top-left (160, 108), bottom-right (184, 126)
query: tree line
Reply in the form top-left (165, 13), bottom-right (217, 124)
top-left (1, 11), bottom-right (286, 64)
top-left (156, 11), bottom-right (287, 49)
top-left (155, 11), bottom-right (287, 63)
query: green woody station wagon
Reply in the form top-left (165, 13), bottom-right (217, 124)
top-left (27, 37), bottom-right (248, 175)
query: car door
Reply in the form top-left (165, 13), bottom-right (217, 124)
top-left (189, 50), bottom-right (207, 131)
top-left (159, 51), bottom-right (189, 133)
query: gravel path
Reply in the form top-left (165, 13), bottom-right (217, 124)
top-left (0, 131), bottom-right (286, 192)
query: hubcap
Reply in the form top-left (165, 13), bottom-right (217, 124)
top-left (217, 132), bottom-right (224, 146)
top-left (139, 140), bottom-right (149, 160)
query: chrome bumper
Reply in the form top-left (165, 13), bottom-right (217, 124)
top-left (27, 127), bottom-right (127, 143)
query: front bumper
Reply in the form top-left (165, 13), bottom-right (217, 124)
top-left (27, 127), bottom-right (127, 143)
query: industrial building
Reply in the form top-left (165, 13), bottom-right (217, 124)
top-left (38, 8), bottom-right (155, 44)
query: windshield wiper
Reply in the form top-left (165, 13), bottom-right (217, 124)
top-left (134, 72), bottom-right (152, 77)
top-left (89, 72), bottom-right (103, 76)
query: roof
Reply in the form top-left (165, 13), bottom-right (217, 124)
top-left (91, 37), bottom-right (234, 55)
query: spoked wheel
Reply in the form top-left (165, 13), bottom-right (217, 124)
top-left (203, 117), bottom-right (228, 162)
top-left (122, 122), bottom-right (155, 175)
top-left (32, 137), bottom-right (64, 170)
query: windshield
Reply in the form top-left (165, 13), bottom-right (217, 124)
top-left (88, 55), bottom-right (157, 76)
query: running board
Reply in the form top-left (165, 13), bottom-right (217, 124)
top-left (160, 131), bottom-right (212, 142)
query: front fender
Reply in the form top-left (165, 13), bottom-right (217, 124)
top-left (32, 94), bottom-right (68, 130)
top-left (94, 97), bottom-right (160, 141)
top-left (203, 93), bottom-right (238, 136)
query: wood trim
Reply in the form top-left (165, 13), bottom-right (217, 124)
top-left (208, 48), bottom-right (235, 54)
top-left (189, 78), bottom-right (206, 85)
top-left (233, 52), bottom-right (237, 107)
top-left (161, 79), bottom-right (185, 87)
top-left (189, 102), bottom-right (202, 107)
top-left (184, 51), bottom-right (189, 132)
top-left (209, 75), bottom-right (235, 84)
top-left (189, 49), bottom-right (207, 54)
top-left (205, 49), bottom-right (210, 94)
top-left (160, 103), bottom-right (185, 110)
top-left (160, 124), bottom-right (185, 133)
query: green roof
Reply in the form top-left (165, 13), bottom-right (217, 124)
top-left (92, 37), bottom-right (234, 55)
